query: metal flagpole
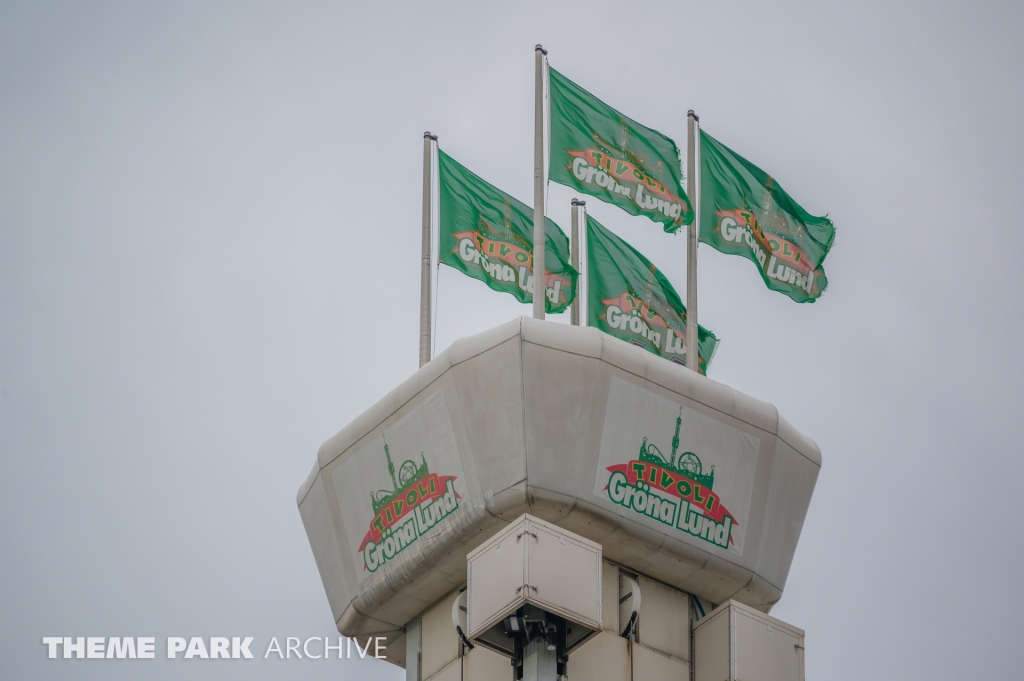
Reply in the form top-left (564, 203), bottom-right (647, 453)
top-left (570, 199), bottom-right (580, 326)
top-left (686, 111), bottom-right (700, 373)
top-left (420, 131), bottom-right (437, 368)
top-left (532, 45), bottom-right (547, 320)
top-left (579, 200), bottom-right (587, 326)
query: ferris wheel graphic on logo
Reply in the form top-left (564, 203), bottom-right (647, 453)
top-left (358, 436), bottom-right (461, 573)
top-left (638, 407), bottom-right (715, 489)
top-left (604, 408), bottom-right (737, 549)
top-left (369, 438), bottom-right (428, 513)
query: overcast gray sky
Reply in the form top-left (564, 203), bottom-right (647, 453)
top-left (2, 1), bottom-right (1022, 679)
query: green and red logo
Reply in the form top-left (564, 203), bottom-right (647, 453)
top-left (713, 207), bottom-right (821, 297)
top-left (449, 224), bottom-right (573, 307)
top-left (604, 408), bottom-right (737, 549)
top-left (358, 438), bottom-right (460, 573)
top-left (714, 208), bottom-right (774, 257)
top-left (566, 147), bottom-right (686, 225)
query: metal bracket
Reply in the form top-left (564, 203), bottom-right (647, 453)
top-left (455, 625), bottom-right (474, 651)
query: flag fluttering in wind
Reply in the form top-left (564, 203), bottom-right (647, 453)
top-left (699, 130), bottom-right (835, 303)
top-left (586, 215), bottom-right (718, 374)
top-left (438, 150), bottom-right (578, 313)
top-left (549, 67), bottom-right (694, 232)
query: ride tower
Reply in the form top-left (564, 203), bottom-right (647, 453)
top-left (298, 318), bottom-right (819, 681)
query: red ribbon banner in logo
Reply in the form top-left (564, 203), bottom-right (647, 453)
top-left (567, 149), bottom-right (684, 204)
top-left (358, 473), bottom-right (459, 552)
top-left (605, 460), bottom-right (736, 526)
top-left (714, 209), bottom-right (775, 259)
top-left (451, 231), bottom-right (533, 268)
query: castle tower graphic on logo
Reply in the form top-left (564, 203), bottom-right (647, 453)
top-left (605, 408), bottom-right (737, 549)
top-left (358, 436), bottom-right (460, 573)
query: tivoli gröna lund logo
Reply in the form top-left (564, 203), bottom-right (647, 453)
top-left (358, 437), bottom-right (460, 573)
top-left (604, 407), bottom-right (737, 549)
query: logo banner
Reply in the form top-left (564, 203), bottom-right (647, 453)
top-left (438, 150), bottom-right (577, 313)
top-left (700, 130), bottom-right (835, 303)
top-left (549, 67), bottom-right (694, 232)
top-left (593, 377), bottom-right (760, 555)
top-left (332, 390), bottom-right (468, 578)
top-left (586, 215), bottom-right (719, 374)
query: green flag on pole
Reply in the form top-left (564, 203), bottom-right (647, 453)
top-left (700, 130), bottom-right (835, 303)
top-left (438, 150), bottom-right (577, 313)
top-left (586, 215), bottom-right (718, 374)
top-left (549, 67), bottom-right (694, 232)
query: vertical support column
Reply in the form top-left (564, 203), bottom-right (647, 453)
top-left (406, 618), bottom-right (422, 681)
top-left (522, 638), bottom-right (557, 681)
top-left (570, 199), bottom-right (580, 326)
top-left (420, 132), bottom-right (437, 368)
top-left (685, 111), bottom-right (700, 373)
top-left (532, 45), bottom-right (548, 320)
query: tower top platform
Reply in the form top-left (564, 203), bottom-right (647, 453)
top-left (297, 317), bottom-right (820, 643)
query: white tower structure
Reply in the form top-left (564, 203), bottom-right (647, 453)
top-left (298, 318), bottom-right (819, 681)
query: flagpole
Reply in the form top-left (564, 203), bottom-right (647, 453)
top-left (532, 44), bottom-right (548, 320)
top-left (570, 198), bottom-right (580, 326)
top-left (579, 200), bottom-right (587, 326)
top-left (686, 111), bottom-right (700, 373)
top-left (420, 131), bottom-right (437, 368)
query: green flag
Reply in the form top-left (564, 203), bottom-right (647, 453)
top-left (438, 150), bottom-right (577, 313)
top-left (549, 67), bottom-right (694, 232)
top-left (700, 130), bottom-right (835, 303)
top-left (587, 215), bottom-right (718, 374)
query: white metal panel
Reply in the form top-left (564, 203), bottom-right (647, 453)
top-left (464, 645), bottom-right (512, 681)
top-left (601, 562), bottom-right (619, 633)
top-left (568, 630), bottom-right (629, 681)
top-left (632, 643), bottom-right (689, 681)
top-left (693, 606), bottom-right (730, 681)
top-left (528, 519), bottom-right (602, 629)
top-left (422, 593), bottom-right (461, 680)
top-left (467, 515), bottom-right (602, 639)
top-left (693, 600), bottom-right (805, 681)
top-left (636, 576), bottom-right (690, 661)
top-left (466, 523), bottom-right (526, 638)
top-left (734, 608), bottom-right (804, 681)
